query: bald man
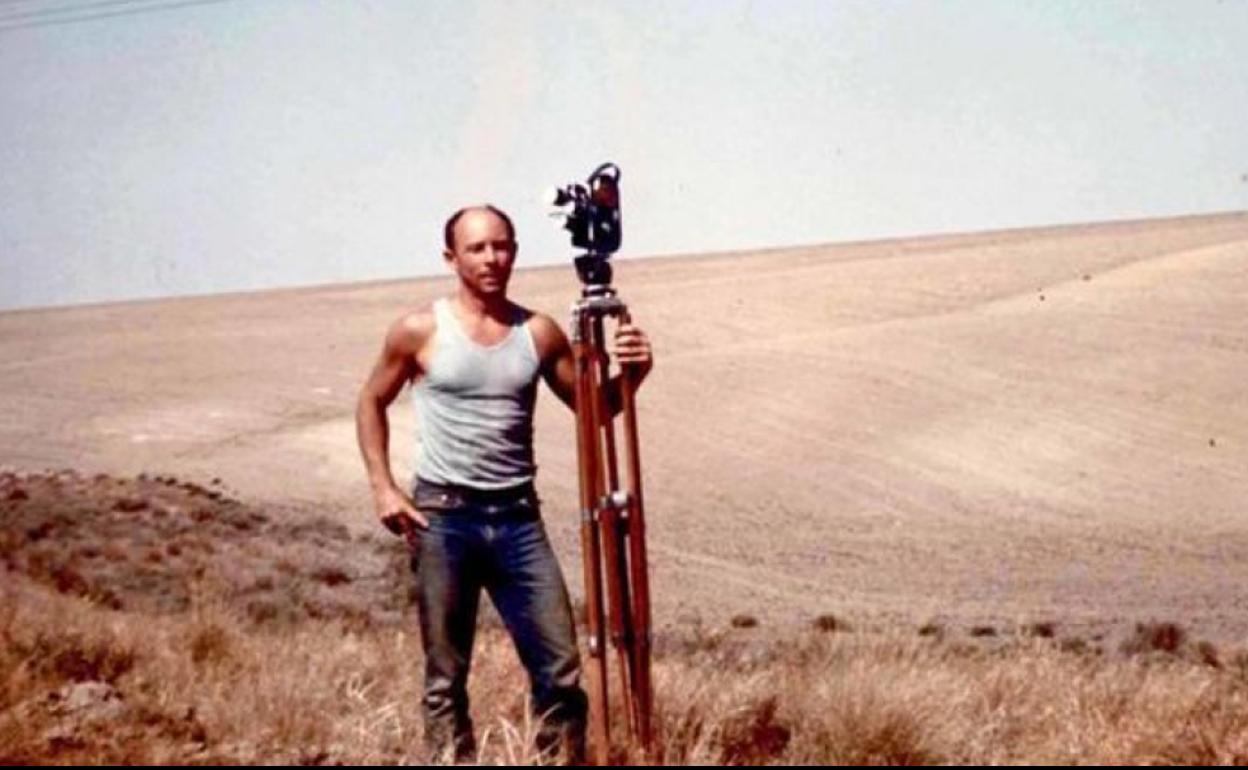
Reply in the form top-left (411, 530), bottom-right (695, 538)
top-left (355, 205), bottom-right (652, 762)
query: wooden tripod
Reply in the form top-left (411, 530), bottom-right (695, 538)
top-left (570, 285), bottom-right (654, 764)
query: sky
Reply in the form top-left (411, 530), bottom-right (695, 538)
top-left (1, 0), bottom-right (1246, 310)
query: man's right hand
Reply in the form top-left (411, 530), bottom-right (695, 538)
top-left (375, 484), bottom-right (429, 549)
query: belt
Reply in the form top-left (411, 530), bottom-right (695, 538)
top-left (413, 477), bottom-right (538, 511)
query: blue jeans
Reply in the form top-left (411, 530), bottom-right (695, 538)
top-left (411, 480), bottom-right (587, 762)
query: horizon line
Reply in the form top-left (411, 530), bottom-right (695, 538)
top-left (4, 207), bottom-right (1245, 317)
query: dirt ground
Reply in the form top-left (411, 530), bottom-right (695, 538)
top-left (2, 211), bottom-right (1246, 642)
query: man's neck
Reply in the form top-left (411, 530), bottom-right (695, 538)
top-left (453, 286), bottom-right (511, 322)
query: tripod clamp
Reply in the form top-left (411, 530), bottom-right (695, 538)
top-left (578, 492), bottom-right (632, 523)
top-left (569, 277), bottom-right (627, 344)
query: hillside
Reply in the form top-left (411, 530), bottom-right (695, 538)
top-left (2, 211), bottom-right (1246, 640)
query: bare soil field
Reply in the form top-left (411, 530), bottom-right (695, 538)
top-left (2, 211), bottom-right (1247, 644)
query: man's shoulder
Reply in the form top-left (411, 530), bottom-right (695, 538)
top-left (522, 309), bottom-right (568, 360)
top-left (386, 305), bottom-right (438, 353)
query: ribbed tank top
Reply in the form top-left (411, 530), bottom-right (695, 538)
top-left (412, 298), bottom-right (541, 490)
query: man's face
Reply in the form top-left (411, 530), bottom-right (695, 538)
top-left (444, 208), bottom-right (518, 297)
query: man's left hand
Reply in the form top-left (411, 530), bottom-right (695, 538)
top-left (611, 323), bottom-right (653, 376)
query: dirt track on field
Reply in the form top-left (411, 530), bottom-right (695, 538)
top-left (2, 212), bottom-right (1246, 641)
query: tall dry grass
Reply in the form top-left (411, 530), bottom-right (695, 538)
top-left (4, 469), bottom-right (1247, 764)
top-left (654, 628), bottom-right (1248, 764)
top-left (4, 580), bottom-right (1248, 765)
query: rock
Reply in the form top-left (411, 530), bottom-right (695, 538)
top-left (47, 681), bottom-right (126, 722)
top-left (812, 613), bottom-right (848, 633)
top-left (113, 497), bottom-right (149, 513)
top-left (42, 723), bottom-right (86, 750)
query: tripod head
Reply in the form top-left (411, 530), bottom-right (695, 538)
top-left (546, 162), bottom-right (622, 294)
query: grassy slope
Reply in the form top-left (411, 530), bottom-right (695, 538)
top-left (3, 469), bottom-right (1248, 764)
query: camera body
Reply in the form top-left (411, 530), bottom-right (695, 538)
top-left (548, 162), bottom-right (622, 287)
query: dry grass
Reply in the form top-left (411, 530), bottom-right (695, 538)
top-left (4, 470), bottom-right (1248, 764)
top-left (4, 583), bottom-right (1248, 765)
top-left (653, 629), bottom-right (1248, 765)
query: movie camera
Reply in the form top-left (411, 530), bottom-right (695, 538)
top-left (546, 162), bottom-right (622, 288)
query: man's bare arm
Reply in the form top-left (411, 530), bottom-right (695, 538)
top-left (531, 313), bottom-right (653, 415)
top-left (355, 314), bottom-right (431, 537)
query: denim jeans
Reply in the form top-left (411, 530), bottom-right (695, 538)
top-left (411, 480), bottom-right (587, 762)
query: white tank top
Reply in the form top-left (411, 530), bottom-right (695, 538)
top-left (412, 298), bottom-right (542, 490)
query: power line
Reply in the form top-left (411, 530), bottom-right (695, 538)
top-left (0, 0), bottom-right (188, 22)
top-left (0, 0), bottom-right (103, 7)
top-left (0, 0), bottom-right (235, 32)
top-left (0, 0), bottom-right (81, 8)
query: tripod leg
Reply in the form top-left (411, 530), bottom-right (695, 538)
top-left (587, 317), bottom-right (638, 740)
top-left (572, 326), bottom-right (610, 765)
top-left (571, 295), bottom-right (655, 762)
top-left (619, 365), bottom-right (654, 752)
top-left (599, 497), bottom-right (637, 740)
top-left (590, 315), bottom-right (623, 505)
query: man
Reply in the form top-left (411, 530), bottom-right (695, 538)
top-left (355, 204), bottom-right (653, 762)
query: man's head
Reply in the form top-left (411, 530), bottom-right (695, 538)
top-left (442, 205), bottom-right (518, 298)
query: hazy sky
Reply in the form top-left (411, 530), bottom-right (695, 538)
top-left (2, 0), bottom-right (1246, 310)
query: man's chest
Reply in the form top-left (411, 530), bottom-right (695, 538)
top-left (418, 338), bottom-right (540, 399)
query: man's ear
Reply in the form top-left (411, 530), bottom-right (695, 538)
top-left (443, 249), bottom-right (455, 266)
